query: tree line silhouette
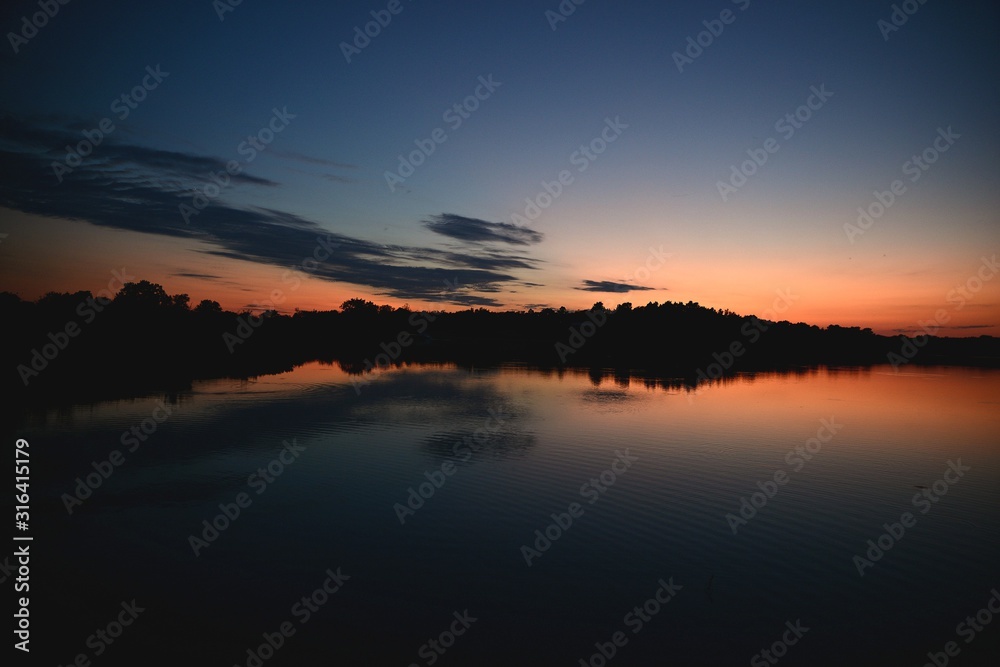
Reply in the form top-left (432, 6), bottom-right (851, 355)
top-left (4, 280), bottom-right (997, 403)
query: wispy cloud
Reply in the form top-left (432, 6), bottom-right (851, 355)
top-left (424, 213), bottom-right (543, 246)
top-left (575, 280), bottom-right (656, 293)
top-left (0, 113), bottom-right (542, 307)
top-left (171, 272), bottom-right (224, 280)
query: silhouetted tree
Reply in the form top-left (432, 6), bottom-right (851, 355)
top-left (5, 277), bottom-right (997, 405)
top-left (194, 299), bottom-right (223, 314)
top-left (115, 280), bottom-right (172, 309)
top-left (340, 298), bottom-right (377, 315)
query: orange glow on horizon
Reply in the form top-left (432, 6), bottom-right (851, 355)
top-left (1, 209), bottom-right (996, 336)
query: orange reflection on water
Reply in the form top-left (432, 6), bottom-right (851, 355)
top-left (555, 365), bottom-right (1000, 459)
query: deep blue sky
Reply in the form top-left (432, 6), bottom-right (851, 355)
top-left (1, 0), bottom-right (998, 333)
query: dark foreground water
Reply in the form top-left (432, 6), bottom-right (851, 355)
top-left (14, 364), bottom-right (1000, 666)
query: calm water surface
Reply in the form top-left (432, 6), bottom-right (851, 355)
top-left (20, 364), bottom-right (1000, 665)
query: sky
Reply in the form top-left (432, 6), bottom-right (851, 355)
top-left (1, 0), bottom-right (998, 335)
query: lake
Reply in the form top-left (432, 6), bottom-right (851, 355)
top-left (17, 363), bottom-right (1000, 666)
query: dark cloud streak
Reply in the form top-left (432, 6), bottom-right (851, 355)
top-left (0, 114), bottom-right (540, 306)
top-left (424, 213), bottom-right (543, 246)
top-left (576, 280), bottom-right (656, 293)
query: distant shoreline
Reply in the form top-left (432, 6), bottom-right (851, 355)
top-left (5, 282), bottom-right (998, 408)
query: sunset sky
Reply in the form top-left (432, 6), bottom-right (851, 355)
top-left (1, 0), bottom-right (998, 335)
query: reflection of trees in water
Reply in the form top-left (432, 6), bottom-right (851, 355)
top-left (339, 362), bottom-right (866, 398)
top-left (334, 359), bottom-right (455, 376)
top-left (7, 281), bottom-right (997, 407)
